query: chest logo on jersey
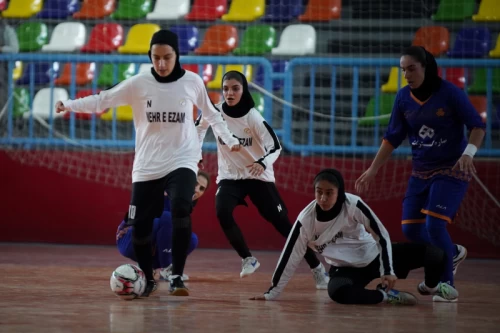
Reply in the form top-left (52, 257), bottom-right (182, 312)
top-left (146, 112), bottom-right (186, 123)
top-left (314, 231), bottom-right (343, 254)
top-left (436, 108), bottom-right (445, 117)
top-left (244, 128), bottom-right (251, 135)
top-left (218, 136), bottom-right (253, 147)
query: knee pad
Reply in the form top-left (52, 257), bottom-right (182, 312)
top-left (327, 277), bottom-right (353, 303)
top-left (170, 198), bottom-right (192, 218)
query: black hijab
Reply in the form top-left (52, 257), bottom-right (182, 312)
top-left (402, 46), bottom-right (442, 102)
top-left (314, 169), bottom-right (347, 222)
top-left (148, 29), bottom-right (185, 83)
top-left (221, 70), bottom-right (255, 118)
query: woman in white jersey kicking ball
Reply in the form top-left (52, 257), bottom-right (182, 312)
top-left (196, 71), bottom-right (329, 289)
top-left (250, 169), bottom-right (459, 304)
top-left (55, 30), bottom-right (240, 297)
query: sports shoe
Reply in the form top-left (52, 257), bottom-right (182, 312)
top-left (453, 245), bottom-right (467, 275)
top-left (159, 264), bottom-right (189, 281)
top-left (169, 276), bottom-right (189, 296)
top-left (141, 280), bottom-right (159, 297)
top-left (311, 263), bottom-right (329, 290)
top-left (417, 281), bottom-right (458, 302)
top-left (377, 284), bottom-right (418, 305)
top-left (240, 256), bottom-right (260, 278)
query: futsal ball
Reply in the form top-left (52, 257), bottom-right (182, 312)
top-left (110, 264), bottom-right (146, 300)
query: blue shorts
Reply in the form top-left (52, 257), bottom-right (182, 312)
top-left (402, 174), bottom-right (469, 224)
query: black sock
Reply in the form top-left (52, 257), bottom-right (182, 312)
top-left (171, 216), bottom-right (192, 276)
top-left (223, 224), bottom-right (252, 259)
top-left (133, 240), bottom-right (154, 281)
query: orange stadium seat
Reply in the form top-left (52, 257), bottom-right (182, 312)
top-left (194, 25), bottom-right (238, 55)
top-left (299, 0), bottom-right (341, 22)
top-left (412, 26), bottom-right (450, 56)
top-left (73, 0), bottom-right (115, 19)
top-left (55, 63), bottom-right (96, 86)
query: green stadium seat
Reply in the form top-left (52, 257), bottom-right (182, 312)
top-left (359, 94), bottom-right (396, 127)
top-left (250, 92), bottom-right (264, 115)
top-left (17, 22), bottom-right (49, 52)
top-left (111, 0), bottom-right (152, 19)
top-left (431, 0), bottom-right (475, 21)
top-left (97, 63), bottom-right (136, 87)
top-left (233, 25), bottom-right (276, 55)
top-left (468, 68), bottom-right (500, 94)
top-left (13, 88), bottom-right (30, 118)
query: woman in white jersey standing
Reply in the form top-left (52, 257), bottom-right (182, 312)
top-left (196, 71), bottom-right (329, 289)
top-left (55, 30), bottom-right (240, 297)
top-left (250, 169), bottom-right (459, 304)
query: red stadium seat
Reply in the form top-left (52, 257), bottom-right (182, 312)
top-left (185, 0), bottom-right (227, 21)
top-left (80, 23), bottom-right (124, 53)
top-left (438, 67), bottom-right (468, 89)
top-left (0, 0), bottom-right (7, 11)
top-left (468, 95), bottom-right (488, 123)
top-left (182, 64), bottom-right (214, 84)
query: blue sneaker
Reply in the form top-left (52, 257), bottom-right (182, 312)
top-left (377, 284), bottom-right (418, 305)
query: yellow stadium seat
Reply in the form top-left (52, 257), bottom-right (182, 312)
top-left (118, 24), bottom-right (160, 54)
top-left (206, 65), bottom-right (253, 89)
top-left (381, 67), bottom-right (408, 93)
top-left (1, 0), bottom-right (43, 18)
top-left (472, 0), bottom-right (500, 22)
top-left (13, 61), bottom-right (23, 81)
top-left (101, 105), bottom-right (134, 121)
top-left (221, 0), bottom-right (265, 22)
top-left (489, 35), bottom-right (500, 58)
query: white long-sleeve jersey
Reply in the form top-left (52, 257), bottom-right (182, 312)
top-left (62, 70), bottom-right (239, 183)
top-left (196, 104), bottom-right (281, 183)
top-left (265, 193), bottom-right (394, 300)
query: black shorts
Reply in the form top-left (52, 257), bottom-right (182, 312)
top-left (127, 168), bottom-right (197, 227)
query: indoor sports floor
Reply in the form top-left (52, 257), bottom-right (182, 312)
top-left (1, 243), bottom-right (499, 333)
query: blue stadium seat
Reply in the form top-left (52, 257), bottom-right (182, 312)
top-left (17, 63), bottom-right (61, 85)
top-left (254, 60), bottom-right (288, 91)
top-left (168, 25), bottom-right (199, 55)
top-left (447, 27), bottom-right (492, 58)
top-left (261, 0), bottom-right (303, 23)
top-left (37, 0), bottom-right (80, 19)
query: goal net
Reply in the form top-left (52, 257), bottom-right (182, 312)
top-left (1, 0), bottom-right (499, 245)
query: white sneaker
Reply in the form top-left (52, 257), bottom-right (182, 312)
top-left (418, 281), bottom-right (459, 303)
top-left (159, 264), bottom-right (189, 281)
top-left (240, 256), bottom-right (260, 278)
top-left (311, 263), bottom-right (329, 290)
top-left (453, 244), bottom-right (467, 275)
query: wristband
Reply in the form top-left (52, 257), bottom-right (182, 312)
top-left (462, 144), bottom-right (477, 157)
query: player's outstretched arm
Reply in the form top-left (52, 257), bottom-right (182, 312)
top-left (55, 79), bottom-right (134, 115)
top-left (247, 112), bottom-right (281, 177)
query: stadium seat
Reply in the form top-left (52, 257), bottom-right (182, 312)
top-left (111, 0), bottom-right (152, 19)
top-left (271, 24), bottom-right (316, 56)
top-left (233, 25), bottom-right (276, 55)
top-left (13, 61), bottom-right (23, 81)
top-left (412, 26), bottom-right (450, 56)
top-left (41, 22), bottom-right (86, 52)
top-left (207, 65), bottom-right (253, 89)
top-left (208, 91), bottom-right (222, 104)
top-left (431, 0), bottom-right (475, 21)
top-left (359, 94), bottom-right (397, 126)
top-left (489, 35), bottom-right (500, 58)
top-left (381, 67), bottom-right (408, 93)
top-left (168, 25), bottom-right (199, 55)
top-left (97, 63), bottom-right (136, 87)
top-left (183, 64), bottom-right (213, 84)
top-left (254, 60), bottom-right (288, 91)
top-left (55, 63), bottom-right (96, 86)
top-left (72, 0), bottom-right (115, 19)
top-left (261, 0), bottom-right (303, 23)
top-left (472, 0), bottom-right (500, 22)
top-left (13, 88), bottom-right (31, 118)
top-left (37, 0), bottom-right (79, 19)
top-left (299, 0), bottom-right (341, 22)
top-left (101, 105), bottom-right (133, 121)
top-left (1, 0), bottom-right (43, 18)
top-left (63, 89), bottom-right (105, 120)
top-left (25, 87), bottom-right (68, 120)
top-left (17, 62), bottom-right (61, 85)
top-left (185, 0), bottom-right (227, 21)
top-left (468, 95), bottom-right (488, 123)
top-left (80, 23), bottom-right (124, 53)
top-left (0, 0), bottom-right (6, 11)
top-left (118, 24), bottom-right (160, 54)
top-left (138, 63), bottom-right (152, 73)
top-left (194, 25), bottom-right (238, 55)
top-left (250, 92), bottom-right (264, 114)
top-left (17, 22), bottom-right (49, 52)
top-left (439, 67), bottom-right (468, 89)
top-left (468, 68), bottom-right (500, 94)
top-left (221, 0), bottom-right (264, 22)
top-left (447, 27), bottom-right (492, 58)
top-left (146, 0), bottom-right (189, 20)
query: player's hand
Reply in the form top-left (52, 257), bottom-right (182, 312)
top-left (380, 275), bottom-right (397, 293)
top-left (249, 294), bottom-right (267, 301)
top-left (452, 155), bottom-right (476, 175)
top-left (247, 162), bottom-right (265, 177)
top-left (55, 101), bottom-right (67, 113)
top-left (198, 159), bottom-right (204, 170)
top-left (355, 167), bottom-right (378, 194)
top-left (230, 144), bottom-right (241, 152)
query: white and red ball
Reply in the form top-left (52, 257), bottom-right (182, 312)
top-left (110, 264), bottom-right (146, 300)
